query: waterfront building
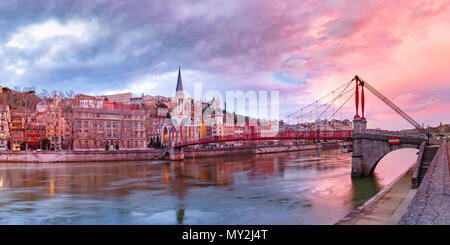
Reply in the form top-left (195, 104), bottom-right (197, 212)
top-left (10, 110), bottom-right (25, 150)
top-left (26, 124), bottom-right (46, 150)
top-left (41, 95), bottom-right (65, 150)
top-left (71, 104), bottom-right (147, 151)
top-left (0, 104), bottom-right (10, 150)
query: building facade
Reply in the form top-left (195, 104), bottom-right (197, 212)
top-left (72, 107), bottom-right (147, 151)
top-left (0, 104), bottom-right (10, 150)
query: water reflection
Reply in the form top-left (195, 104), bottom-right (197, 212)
top-left (350, 177), bottom-right (381, 208)
top-left (0, 148), bottom-right (417, 224)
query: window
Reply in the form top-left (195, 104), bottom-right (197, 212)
top-left (107, 121), bottom-right (111, 128)
top-left (84, 121), bottom-right (88, 127)
top-left (77, 121), bottom-right (81, 128)
top-left (85, 141), bottom-right (88, 148)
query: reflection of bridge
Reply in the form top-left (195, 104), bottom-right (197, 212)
top-left (163, 75), bottom-right (430, 178)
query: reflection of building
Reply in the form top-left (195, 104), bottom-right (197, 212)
top-left (0, 104), bottom-right (10, 150)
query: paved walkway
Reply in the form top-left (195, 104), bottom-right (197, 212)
top-left (336, 165), bottom-right (417, 225)
top-left (355, 169), bottom-right (416, 225)
top-left (398, 142), bottom-right (450, 225)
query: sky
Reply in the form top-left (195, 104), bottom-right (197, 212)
top-left (0, 0), bottom-right (449, 130)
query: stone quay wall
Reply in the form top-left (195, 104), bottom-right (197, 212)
top-left (184, 142), bottom-right (345, 158)
top-left (0, 142), bottom-right (348, 162)
top-left (398, 140), bottom-right (450, 225)
top-left (0, 150), bottom-right (164, 163)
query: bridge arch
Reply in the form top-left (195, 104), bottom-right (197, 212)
top-left (367, 148), bottom-right (419, 176)
top-left (164, 151), bottom-right (170, 160)
top-left (352, 133), bottom-right (424, 177)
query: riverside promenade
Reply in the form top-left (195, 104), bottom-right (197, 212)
top-left (337, 140), bottom-right (449, 225)
top-left (398, 140), bottom-right (450, 224)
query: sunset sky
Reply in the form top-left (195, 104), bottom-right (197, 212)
top-left (0, 0), bottom-right (449, 130)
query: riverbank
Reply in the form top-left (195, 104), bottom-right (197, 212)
top-left (0, 149), bottom-right (163, 163)
top-left (398, 141), bottom-right (450, 225)
top-left (184, 142), bottom-right (347, 158)
top-left (337, 141), bottom-right (449, 225)
top-left (0, 142), bottom-right (347, 162)
top-left (335, 163), bottom-right (417, 225)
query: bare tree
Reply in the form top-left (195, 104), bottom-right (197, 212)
top-left (60, 97), bottom-right (75, 150)
top-left (0, 87), bottom-right (42, 150)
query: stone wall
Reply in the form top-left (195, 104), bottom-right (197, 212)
top-left (398, 141), bottom-right (450, 224)
top-left (0, 150), bottom-right (163, 163)
top-left (183, 142), bottom-right (343, 158)
top-left (352, 133), bottom-right (424, 177)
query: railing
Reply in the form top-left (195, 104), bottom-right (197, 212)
top-left (365, 129), bottom-right (424, 138)
top-left (412, 141), bottom-right (426, 189)
top-left (174, 130), bottom-right (353, 147)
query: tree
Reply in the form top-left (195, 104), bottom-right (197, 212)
top-left (0, 86), bottom-right (41, 150)
top-left (60, 95), bottom-right (75, 150)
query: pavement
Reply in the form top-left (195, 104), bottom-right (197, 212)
top-left (335, 165), bottom-right (417, 225)
top-left (336, 141), bottom-right (450, 225)
top-left (355, 169), bottom-right (417, 225)
top-left (398, 142), bottom-right (450, 225)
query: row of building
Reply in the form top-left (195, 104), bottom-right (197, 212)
top-left (0, 68), bottom-right (280, 151)
top-left (0, 67), bottom-right (357, 152)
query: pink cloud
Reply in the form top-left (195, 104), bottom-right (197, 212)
top-left (273, 0), bottom-right (450, 129)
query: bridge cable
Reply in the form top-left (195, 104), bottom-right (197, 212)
top-left (327, 88), bottom-right (358, 120)
top-left (316, 81), bottom-right (354, 120)
top-left (284, 79), bottom-right (353, 119)
top-left (290, 85), bottom-right (355, 123)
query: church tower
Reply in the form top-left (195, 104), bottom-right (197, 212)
top-left (172, 66), bottom-right (185, 122)
top-left (176, 66), bottom-right (183, 93)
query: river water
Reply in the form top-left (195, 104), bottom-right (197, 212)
top-left (0, 147), bottom-right (418, 225)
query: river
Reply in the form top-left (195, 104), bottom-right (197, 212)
top-left (0, 147), bottom-right (418, 224)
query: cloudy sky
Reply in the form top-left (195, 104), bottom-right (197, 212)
top-left (0, 0), bottom-right (449, 129)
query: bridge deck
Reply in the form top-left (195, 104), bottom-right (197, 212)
top-left (174, 130), bottom-right (353, 148)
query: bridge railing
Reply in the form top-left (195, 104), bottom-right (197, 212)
top-left (174, 130), bottom-right (353, 147)
top-left (365, 129), bottom-right (423, 138)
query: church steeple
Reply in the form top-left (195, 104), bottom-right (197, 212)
top-left (176, 66), bottom-right (183, 92)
